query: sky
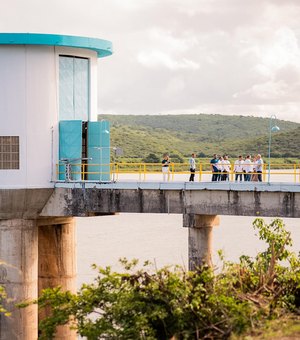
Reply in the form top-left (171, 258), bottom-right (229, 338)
top-left (1, 0), bottom-right (300, 123)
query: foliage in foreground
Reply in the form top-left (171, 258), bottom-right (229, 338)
top-left (24, 218), bottom-right (300, 339)
top-left (0, 285), bottom-right (9, 317)
top-left (0, 262), bottom-right (11, 318)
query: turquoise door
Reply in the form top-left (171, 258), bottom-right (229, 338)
top-left (59, 120), bottom-right (82, 180)
top-left (87, 121), bottom-right (110, 181)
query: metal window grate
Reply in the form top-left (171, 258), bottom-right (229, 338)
top-left (0, 136), bottom-right (19, 169)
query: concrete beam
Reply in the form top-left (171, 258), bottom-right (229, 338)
top-left (40, 187), bottom-right (300, 218)
top-left (0, 189), bottom-right (53, 219)
top-left (0, 185), bottom-right (298, 219)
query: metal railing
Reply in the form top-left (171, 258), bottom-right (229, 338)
top-left (56, 162), bottom-right (300, 183)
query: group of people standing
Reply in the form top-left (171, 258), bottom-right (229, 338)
top-left (161, 153), bottom-right (264, 182)
top-left (210, 154), bottom-right (264, 182)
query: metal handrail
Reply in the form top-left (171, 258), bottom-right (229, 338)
top-left (56, 162), bottom-right (300, 182)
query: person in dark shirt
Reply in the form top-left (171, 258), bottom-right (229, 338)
top-left (210, 154), bottom-right (219, 181)
top-left (189, 153), bottom-right (196, 182)
top-left (162, 154), bottom-right (170, 181)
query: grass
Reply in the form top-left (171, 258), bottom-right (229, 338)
top-left (231, 315), bottom-right (300, 339)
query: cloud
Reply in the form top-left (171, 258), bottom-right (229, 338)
top-left (164, 77), bottom-right (186, 96)
top-left (147, 28), bottom-right (199, 52)
top-left (137, 50), bottom-right (199, 70)
top-left (136, 28), bottom-right (199, 70)
top-left (1, 0), bottom-right (300, 122)
top-left (233, 81), bottom-right (289, 101)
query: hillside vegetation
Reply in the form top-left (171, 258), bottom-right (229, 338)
top-left (99, 114), bottom-right (300, 160)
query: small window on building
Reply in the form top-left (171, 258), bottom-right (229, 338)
top-left (0, 136), bottom-right (19, 169)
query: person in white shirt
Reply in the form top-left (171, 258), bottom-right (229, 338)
top-left (217, 155), bottom-right (223, 181)
top-left (243, 155), bottom-right (253, 181)
top-left (234, 155), bottom-right (244, 181)
top-left (189, 153), bottom-right (196, 182)
top-left (251, 156), bottom-right (258, 181)
top-left (221, 155), bottom-right (230, 181)
top-left (256, 154), bottom-right (264, 182)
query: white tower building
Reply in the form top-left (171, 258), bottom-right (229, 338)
top-left (0, 33), bottom-right (113, 339)
top-left (0, 33), bottom-right (112, 188)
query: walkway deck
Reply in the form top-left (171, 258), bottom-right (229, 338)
top-left (54, 181), bottom-right (300, 192)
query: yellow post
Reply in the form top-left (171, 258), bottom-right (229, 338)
top-left (116, 163), bottom-right (119, 181)
top-left (230, 163), bottom-right (233, 181)
top-left (143, 163), bottom-right (146, 181)
top-left (81, 163), bottom-right (84, 179)
top-left (294, 164), bottom-right (296, 183)
top-left (138, 164), bottom-right (141, 181)
top-left (199, 163), bottom-right (202, 182)
top-left (263, 164), bottom-right (267, 182)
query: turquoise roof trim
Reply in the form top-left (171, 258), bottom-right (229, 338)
top-left (0, 33), bottom-right (112, 58)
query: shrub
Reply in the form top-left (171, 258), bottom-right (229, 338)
top-left (142, 153), bottom-right (160, 163)
top-left (22, 218), bottom-right (300, 339)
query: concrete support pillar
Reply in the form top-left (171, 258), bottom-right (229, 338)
top-left (183, 214), bottom-right (219, 270)
top-left (0, 219), bottom-right (38, 340)
top-left (37, 217), bottom-right (76, 340)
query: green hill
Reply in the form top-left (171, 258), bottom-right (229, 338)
top-left (99, 114), bottom-right (300, 160)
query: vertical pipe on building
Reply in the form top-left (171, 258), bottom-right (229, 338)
top-left (183, 214), bottom-right (219, 270)
top-left (0, 219), bottom-right (38, 339)
top-left (37, 217), bottom-right (77, 339)
top-left (50, 126), bottom-right (54, 182)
